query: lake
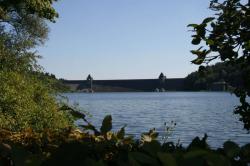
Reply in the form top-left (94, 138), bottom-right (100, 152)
top-left (62, 92), bottom-right (249, 147)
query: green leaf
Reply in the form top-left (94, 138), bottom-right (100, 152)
top-left (100, 115), bottom-right (112, 135)
top-left (223, 141), bottom-right (240, 158)
top-left (202, 17), bottom-right (215, 24)
top-left (187, 134), bottom-right (209, 150)
top-left (117, 126), bottom-right (126, 139)
top-left (190, 49), bottom-right (211, 65)
top-left (192, 37), bottom-right (201, 45)
top-left (205, 39), bottom-right (215, 45)
top-left (245, 40), bottom-right (250, 49)
top-left (197, 26), bottom-right (206, 38)
top-left (190, 50), bottom-right (203, 56)
top-left (157, 152), bottom-right (177, 166)
top-left (191, 58), bottom-right (205, 65)
top-left (187, 24), bottom-right (199, 28)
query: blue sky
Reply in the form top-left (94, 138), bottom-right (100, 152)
top-left (38, 0), bottom-right (213, 80)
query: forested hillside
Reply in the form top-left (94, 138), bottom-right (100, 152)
top-left (184, 62), bottom-right (250, 91)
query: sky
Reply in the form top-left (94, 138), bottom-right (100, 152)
top-left (37, 0), bottom-right (214, 80)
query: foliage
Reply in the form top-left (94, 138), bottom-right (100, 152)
top-left (0, 0), bottom-right (58, 22)
top-left (0, 115), bottom-right (249, 166)
top-left (0, 0), bottom-right (58, 47)
top-left (0, 33), bottom-right (39, 73)
top-left (0, 0), bottom-right (59, 72)
top-left (0, 34), bottom-right (74, 132)
top-left (0, 0), bottom-right (74, 132)
top-left (188, 0), bottom-right (250, 130)
top-left (0, 71), bottom-right (74, 132)
top-left (32, 71), bottom-right (71, 92)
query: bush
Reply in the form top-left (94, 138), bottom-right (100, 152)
top-left (0, 115), bottom-right (249, 166)
top-left (0, 71), bottom-right (73, 132)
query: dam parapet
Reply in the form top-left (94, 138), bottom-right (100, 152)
top-left (63, 73), bottom-right (186, 92)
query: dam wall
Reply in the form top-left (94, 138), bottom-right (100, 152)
top-left (63, 73), bottom-right (186, 92)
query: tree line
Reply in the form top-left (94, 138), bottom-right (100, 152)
top-left (184, 62), bottom-right (250, 91)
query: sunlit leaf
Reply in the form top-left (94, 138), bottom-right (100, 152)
top-left (205, 39), bottom-right (215, 45)
top-left (191, 58), bottom-right (205, 65)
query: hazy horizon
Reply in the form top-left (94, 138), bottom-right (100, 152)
top-left (38, 0), bottom-right (213, 80)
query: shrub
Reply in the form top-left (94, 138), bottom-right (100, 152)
top-left (0, 115), bottom-right (249, 166)
top-left (0, 71), bottom-right (74, 132)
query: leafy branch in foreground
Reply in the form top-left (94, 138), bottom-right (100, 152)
top-left (188, 0), bottom-right (250, 130)
top-left (0, 115), bottom-right (249, 166)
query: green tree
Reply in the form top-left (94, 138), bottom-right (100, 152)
top-left (0, 0), bottom-right (58, 72)
top-left (0, 0), bottom-right (58, 20)
top-left (0, 0), bottom-right (74, 132)
top-left (184, 62), bottom-right (248, 91)
top-left (188, 0), bottom-right (250, 130)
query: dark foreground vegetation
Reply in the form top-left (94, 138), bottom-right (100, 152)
top-left (0, 0), bottom-right (249, 165)
top-left (0, 115), bottom-right (250, 166)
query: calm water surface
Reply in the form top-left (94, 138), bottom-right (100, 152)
top-left (63, 92), bottom-right (249, 147)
